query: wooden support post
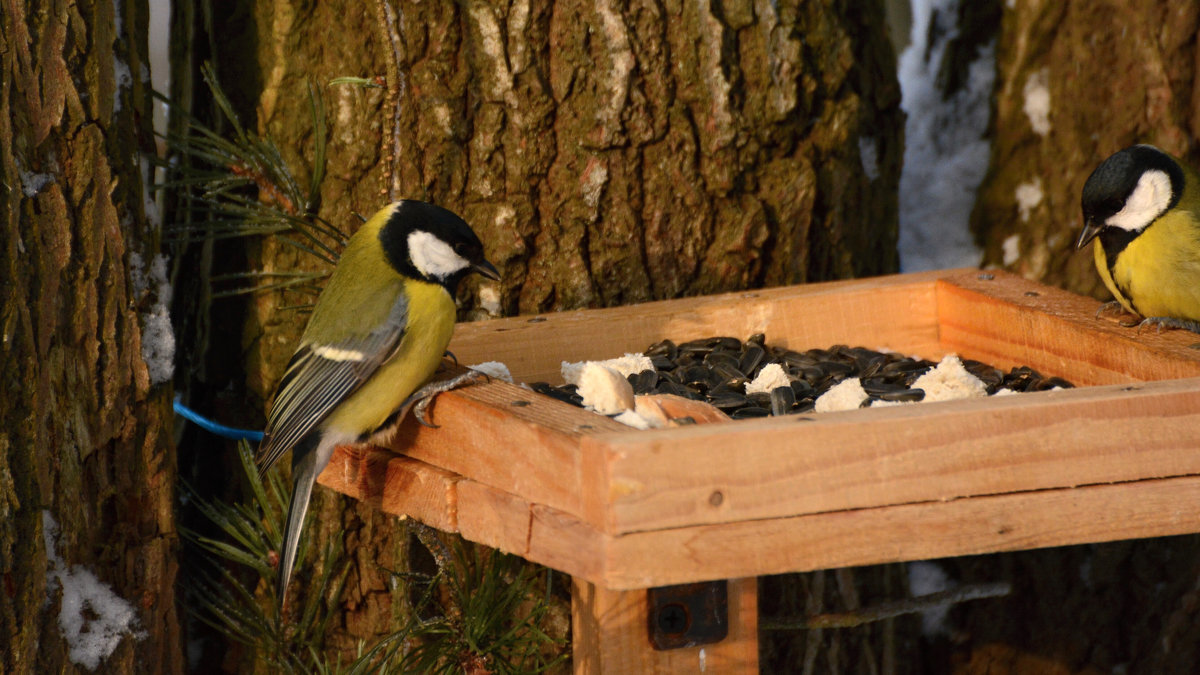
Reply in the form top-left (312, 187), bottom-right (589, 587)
top-left (571, 577), bottom-right (759, 674)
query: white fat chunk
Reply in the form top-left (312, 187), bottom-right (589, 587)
top-left (745, 363), bottom-right (790, 394)
top-left (911, 355), bottom-right (988, 402)
top-left (562, 353), bottom-right (655, 386)
top-left (814, 378), bottom-right (869, 413)
top-left (613, 410), bottom-right (653, 429)
top-left (576, 363), bottom-right (636, 415)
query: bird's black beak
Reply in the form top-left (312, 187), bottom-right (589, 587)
top-left (472, 258), bottom-right (501, 281)
top-left (1076, 218), bottom-right (1103, 250)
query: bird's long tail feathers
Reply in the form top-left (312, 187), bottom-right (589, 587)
top-left (278, 449), bottom-right (318, 603)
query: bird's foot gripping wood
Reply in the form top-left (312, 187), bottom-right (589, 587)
top-left (364, 367), bottom-right (490, 446)
top-left (402, 368), bottom-right (491, 428)
top-left (1137, 316), bottom-right (1200, 334)
top-left (1095, 300), bottom-right (1127, 319)
top-left (1094, 301), bottom-right (1143, 327)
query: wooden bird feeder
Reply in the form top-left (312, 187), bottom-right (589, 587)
top-left (317, 268), bottom-right (1200, 673)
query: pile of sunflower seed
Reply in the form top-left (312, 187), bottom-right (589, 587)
top-left (528, 334), bottom-right (1074, 419)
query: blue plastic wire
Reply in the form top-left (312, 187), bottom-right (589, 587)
top-left (173, 395), bottom-right (264, 442)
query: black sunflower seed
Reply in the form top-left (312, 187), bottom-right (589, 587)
top-left (878, 388), bottom-right (925, 402)
top-left (710, 392), bottom-right (751, 410)
top-left (731, 406), bottom-right (770, 419)
top-left (649, 354), bottom-right (676, 371)
top-left (739, 344), bottom-right (766, 376)
top-left (861, 378), bottom-right (907, 395)
top-left (747, 392), bottom-right (772, 408)
top-left (770, 386), bottom-right (796, 416)
top-left (629, 370), bottom-right (658, 394)
top-left (645, 339), bottom-right (678, 359)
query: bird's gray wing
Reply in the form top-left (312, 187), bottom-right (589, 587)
top-left (256, 294), bottom-right (409, 476)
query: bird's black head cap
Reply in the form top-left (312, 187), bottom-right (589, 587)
top-left (378, 200), bottom-right (499, 292)
top-left (1081, 144), bottom-right (1183, 227)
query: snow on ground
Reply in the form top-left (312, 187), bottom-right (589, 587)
top-left (897, 0), bottom-right (995, 272)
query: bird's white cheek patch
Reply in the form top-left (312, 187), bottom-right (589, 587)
top-left (314, 345), bottom-right (366, 362)
top-left (1108, 169), bottom-right (1171, 232)
top-left (408, 230), bottom-right (470, 279)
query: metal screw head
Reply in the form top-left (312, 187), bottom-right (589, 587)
top-left (656, 603), bottom-right (689, 634)
top-left (648, 581), bottom-right (728, 650)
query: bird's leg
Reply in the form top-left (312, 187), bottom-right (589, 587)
top-left (1137, 316), bottom-right (1200, 334)
top-left (1093, 300), bottom-right (1144, 326)
top-left (365, 368), bottom-right (491, 445)
top-left (401, 369), bottom-right (491, 429)
top-left (1094, 300), bottom-right (1125, 319)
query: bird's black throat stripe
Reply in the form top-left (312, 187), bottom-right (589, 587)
top-left (1099, 227), bottom-right (1143, 315)
top-left (1099, 226), bottom-right (1141, 273)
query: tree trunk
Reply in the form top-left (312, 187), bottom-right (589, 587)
top-left (201, 0), bottom-right (903, 665)
top-left (0, 0), bottom-right (182, 673)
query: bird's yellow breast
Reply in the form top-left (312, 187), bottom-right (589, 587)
top-left (322, 279), bottom-right (457, 435)
top-left (1100, 209), bottom-right (1200, 321)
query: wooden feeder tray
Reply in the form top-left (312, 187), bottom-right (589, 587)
top-left (317, 268), bottom-right (1200, 671)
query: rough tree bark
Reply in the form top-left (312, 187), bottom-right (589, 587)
top-left (0, 0), bottom-right (182, 673)
top-left (974, 2), bottom-right (1200, 297)
top-left (958, 3), bottom-right (1200, 674)
top-left (201, 0), bottom-right (903, 665)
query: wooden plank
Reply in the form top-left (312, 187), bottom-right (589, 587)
top-left (936, 270), bottom-right (1200, 385)
top-left (385, 371), bottom-right (627, 523)
top-left (602, 474), bottom-right (1200, 589)
top-left (530, 504), bottom-right (607, 582)
top-left (318, 446), bottom-right (460, 532)
top-left (448, 270), bottom-right (948, 384)
top-left (366, 468), bottom-right (1200, 589)
top-left (457, 479), bottom-right (532, 556)
top-left (455, 480), bottom-right (613, 585)
top-left (592, 376), bottom-right (1200, 535)
top-left (571, 577), bottom-right (759, 674)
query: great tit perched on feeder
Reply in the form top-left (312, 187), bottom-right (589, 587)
top-left (1077, 144), bottom-right (1200, 332)
top-left (256, 200), bottom-right (500, 600)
